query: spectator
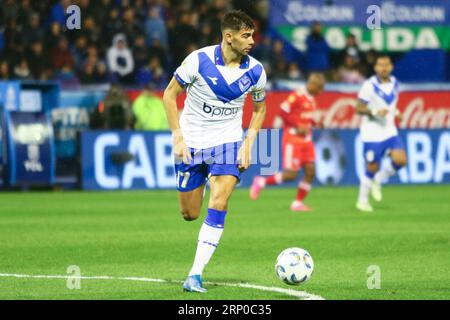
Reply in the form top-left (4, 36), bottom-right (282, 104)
top-left (27, 40), bottom-right (51, 80)
top-left (91, 0), bottom-right (112, 27)
top-left (134, 0), bottom-right (148, 24)
top-left (287, 62), bottom-right (303, 80)
top-left (81, 16), bottom-right (101, 46)
top-left (3, 18), bottom-right (23, 60)
top-left (361, 49), bottom-right (378, 77)
top-left (102, 8), bottom-right (123, 49)
top-left (17, 0), bottom-right (33, 28)
top-left (271, 40), bottom-right (288, 80)
top-left (54, 64), bottom-right (80, 88)
top-left (94, 62), bottom-right (108, 83)
top-left (133, 34), bottom-right (150, 70)
top-left (72, 35), bottom-right (88, 67)
top-left (50, 0), bottom-right (71, 26)
top-left (169, 10), bottom-right (200, 68)
top-left (51, 36), bottom-right (75, 71)
top-left (136, 56), bottom-right (168, 89)
top-left (13, 57), bottom-right (31, 80)
top-left (144, 7), bottom-right (168, 48)
top-left (122, 8), bottom-right (142, 46)
top-left (1, 0), bottom-right (19, 25)
top-left (253, 35), bottom-right (272, 65)
top-left (107, 33), bottom-right (135, 84)
top-left (77, 0), bottom-right (95, 19)
top-left (102, 85), bottom-right (133, 130)
top-left (148, 39), bottom-right (168, 69)
top-left (306, 21), bottom-right (330, 73)
top-left (132, 84), bottom-right (168, 131)
top-left (335, 54), bottom-right (364, 84)
top-left (22, 12), bottom-right (44, 45)
top-left (47, 22), bottom-right (63, 50)
top-left (0, 60), bottom-right (11, 80)
top-left (78, 60), bottom-right (97, 84)
top-left (340, 33), bottom-right (362, 65)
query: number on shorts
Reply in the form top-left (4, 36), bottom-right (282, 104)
top-left (177, 172), bottom-right (191, 189)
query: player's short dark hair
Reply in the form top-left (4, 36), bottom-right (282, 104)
top-left (375, 54), bottom-right (392, 63)
top-left (221, 10), bottom-right (255, 32)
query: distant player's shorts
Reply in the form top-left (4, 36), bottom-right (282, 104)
top-left (363, 135), bottom-right (405, 164)
top-left (174, 142), bottom-right (242, 192)
top-left (282, 138), bottom-right (316, 171)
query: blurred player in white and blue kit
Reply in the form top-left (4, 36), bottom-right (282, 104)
top-left (355, 54), bottom-right (407, 212)
top-left (163, 11), bottom-right (266, 292)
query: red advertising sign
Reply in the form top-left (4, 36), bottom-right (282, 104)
top-left (127, 90), bottom-right (450, 129)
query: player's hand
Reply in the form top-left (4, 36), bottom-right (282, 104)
top-left (237, 139), bottom-right (252, 172)
top-left (296, 125), bottom-right (309, 136)
top-left (375, 109), bottom-right (389, 118)
top-left (172, 131), bottom-right (192, 164)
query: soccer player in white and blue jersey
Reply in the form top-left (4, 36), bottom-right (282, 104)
top-left (163, 11), bottom-right (267, 292)
top-left (355, 55), bottom-right (407, 212)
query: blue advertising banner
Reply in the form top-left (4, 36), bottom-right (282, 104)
top-left (81, 131), bottom-right (175, 190)
top-left (0, 81), bottom-right (20, 111)
top-left (270, 0), bottom-right (450, 26)
top-left (4, 111), bottom-right (55, 186)
top-left (52, 89), bottom-right (106, 158)
top-left (81, 129), bottom-right (450, 190)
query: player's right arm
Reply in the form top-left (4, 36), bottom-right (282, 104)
top-left (355, 100), bottom-right (388, 118)
top-left (356, 80), bottom-right (388, 119)
top-left (163, 77), bottom-right (192, 164)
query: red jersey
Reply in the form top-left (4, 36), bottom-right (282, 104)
top-left (279, 87), bottom-right (318, 143)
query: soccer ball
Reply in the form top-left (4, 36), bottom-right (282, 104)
top-left (275, 247), bottom-right (314, 285)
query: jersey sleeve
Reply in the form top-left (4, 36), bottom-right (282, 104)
top-left (174, 51), bottom-right (198, 87)
top-left (279, 94), bottom-right (300, 128)
top-left (357, 80), bottom-right (373, 105)
top-left (250, 67), bottom-right (267, 102)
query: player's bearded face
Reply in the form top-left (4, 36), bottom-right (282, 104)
top-left (375, 59), bottom-right (393, 79)
top-left (231, 28), bottom-right (255, 55)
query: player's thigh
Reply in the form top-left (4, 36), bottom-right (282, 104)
top-left (178, 184), bottom-right (206, 220)
top-left (390, 149), bottom-right (407, 167)
top-left (208, 175), bottom-right (238, 211)
top-left (282, 143), bottom-right (302, 172)
top-left (175, 162), bottom-right (208, 220)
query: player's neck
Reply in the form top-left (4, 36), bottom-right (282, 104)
top-left (221, 42), bottom-right (243, 68)
top-left (378, 75), bottom-right (391, 83)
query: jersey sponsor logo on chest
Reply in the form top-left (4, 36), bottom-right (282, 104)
top-left (202, 103), bottom-right (240, 118)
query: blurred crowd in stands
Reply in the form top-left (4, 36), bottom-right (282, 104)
top-left (0, 0), bottom-right (380, 89)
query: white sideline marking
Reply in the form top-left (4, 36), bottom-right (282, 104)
top-left (0, 273), bottom-right (325, 300)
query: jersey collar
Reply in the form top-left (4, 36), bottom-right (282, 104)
top-left (376, 75), bottom-right (393, 84)
top-left (214, 45), bottom-right (250, 69)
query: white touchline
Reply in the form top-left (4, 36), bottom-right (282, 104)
top-left (0, 273), bottom-right (325, 300)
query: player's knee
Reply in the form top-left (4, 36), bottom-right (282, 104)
top-left (283, 171), bottom-right (297, 181)
top-left (209, 197), bottom-right (228, 211)
top-left (180, 209), bottom-right (200, 221)
top-left (367, 163), bottom-right (379, 173)
top-left (393, 157), bottom-right (407, 168)
top-left (305, 171), bottom-right (315, 181)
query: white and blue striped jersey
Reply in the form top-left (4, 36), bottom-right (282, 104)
top-left (357, 75), bottom-right (400, 142)
top-left (174, 45), bottom-right (267, 149)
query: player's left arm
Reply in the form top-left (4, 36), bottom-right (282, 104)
top-left (238, 67), bottom-right (267, 171)
top-left (238, 100), bottom-right (266, 171)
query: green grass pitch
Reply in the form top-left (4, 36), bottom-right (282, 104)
top-left (0, 185), bottom-right (449, 300)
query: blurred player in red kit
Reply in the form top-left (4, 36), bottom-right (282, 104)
top-left (250, 73), bottom-right (325, 211)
